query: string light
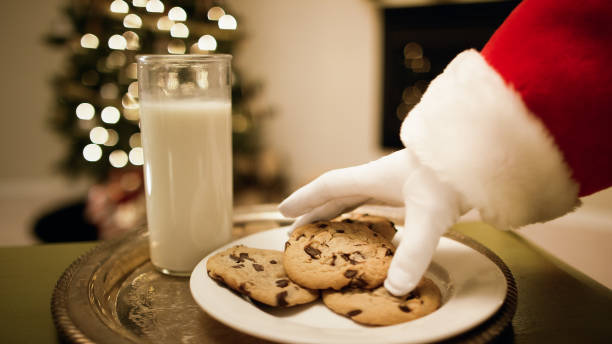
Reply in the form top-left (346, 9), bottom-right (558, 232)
top-left (109, 150), bottom-right (129, 168)
top-left (403, 42), bottom-right (423, 59)
top-left (170, 23), bottom-right (189, 38)
top-left (108, 34), bottom-right (127, 50)
top-left (123, 31), bottom-right (140, 50)
top-left (167, 39), bottom-right (186, 54)
top-left (207, 6), bottom-right (225, 20)
top-left (232, 114), bottom-right (249, 133)
top-left (80, 33), bottom-right (99, 49)
top-left (157, 16), bottom-right (173, 31)
top-left (410, 57), bottom-right (431, 73)
top-left (168, 7), bottom-right (187, 21)
top-left (101, 106), bottom-right (121, 124)
top-left (126, 63), bottom-right (138, 79)
top-left (89, 127), bottom-right (109, 144)
top-left (100, 83), bottom-right (119, 99)
top-left (128, 81), bottom-right (139, 98)
top-left (129, 147), bottom-right (144, 165)
top-left (123, 14), bottom-right (142, 29)
top-left (83, 144), bottom-right (102, 162)
top-left (123, 108), bottom-right (140, 121)
top-left (106, 51), bottom-right (127, 69)
top-left (122, 93), bottom-right (139, 109)
top-left (104, 129), bottom-right (119, 146)
top-left (197, 35), bottom-right (217, 51)
top-left (76, 103), bottom-right (95, 120)
top-left (146, 0), bottom-right (164, 13)
top-left (218, 15), bottom-right (237, 30)
top-left (110, 0), bottom-right (129, 13)
top-left (132, 0), bottom-right (147, 7)
top-left (129, 133), bottom-right (141, 148)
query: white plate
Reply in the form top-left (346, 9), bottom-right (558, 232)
top-left (190, 227), bottom-right (507, 344)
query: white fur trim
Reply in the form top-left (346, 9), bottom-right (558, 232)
top-left (400, 49), bottom-right (580, 230)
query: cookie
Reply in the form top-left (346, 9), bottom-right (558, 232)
top-left (322, 277), bottom-right (441, 326)
top-left (283, 220), bottom-right (395, 290)
top-left (206, 245), bottom-right (320, 307)
top-left (336, 214), bottom-right (398, 242)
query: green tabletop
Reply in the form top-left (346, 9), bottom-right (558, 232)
top-left (1, 222), bottom-right (611, 343)
top-left (0, 242), bottom-right (97, 343)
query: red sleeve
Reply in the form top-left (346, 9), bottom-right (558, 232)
top-left (481, 0), bottom-right (612, 196)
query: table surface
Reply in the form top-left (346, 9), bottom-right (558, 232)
top-left (1, 221), bottom-right (611, 343)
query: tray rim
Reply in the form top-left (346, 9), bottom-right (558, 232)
top-left (51, 222), bottom-right (517, 344)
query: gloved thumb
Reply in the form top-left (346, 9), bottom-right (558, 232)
top-left (384, 165), bottom-right (463, 296)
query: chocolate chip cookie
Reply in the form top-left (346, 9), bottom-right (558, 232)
top-left (322, 277), bottom-right (441, 326)
top-left (283, 220), bottom-right (395, 290)
top-left (206, 245), bottom-right (320, 307)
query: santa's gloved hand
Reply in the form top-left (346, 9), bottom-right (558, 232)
top-left (278, 149), bottom-right (469, 296)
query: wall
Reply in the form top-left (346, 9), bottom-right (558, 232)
top-left (227, 0), bottom-right (387, 190)
top-left (0, 0), bottom-right (90, 245)
top-left (0, 1), bottom-right (66, 181)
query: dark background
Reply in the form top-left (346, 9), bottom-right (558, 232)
top-left (381, 0), bottom-right (520, 148)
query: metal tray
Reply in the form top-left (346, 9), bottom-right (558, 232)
top-left (52, 206), bottom-right (516, 343)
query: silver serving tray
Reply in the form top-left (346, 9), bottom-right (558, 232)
top-left (52, 207), bottom-right (516, 343)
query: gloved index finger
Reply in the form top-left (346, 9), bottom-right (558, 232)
top-left (278, 167), bottom-right (363, 218)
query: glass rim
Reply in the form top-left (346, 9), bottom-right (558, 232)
top-left (136, 54), bottom-right (232, 64)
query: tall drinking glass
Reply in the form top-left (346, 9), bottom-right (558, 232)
top-left (137, 55), bottom-right (233, 276)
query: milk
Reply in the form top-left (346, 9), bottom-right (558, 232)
top-left (140, 100), bottom-right (232, 274)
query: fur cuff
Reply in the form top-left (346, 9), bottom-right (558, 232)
top-left (400, 49), bottom-right (580, 230)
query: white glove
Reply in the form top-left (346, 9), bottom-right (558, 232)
top-left (278, 148), bottom-right (469, 296)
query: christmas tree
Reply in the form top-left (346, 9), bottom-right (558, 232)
top-left (42, 0), bottom-right (286, 239)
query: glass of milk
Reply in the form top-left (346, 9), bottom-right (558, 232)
top-left (137, 55), bottom-right (233, 276)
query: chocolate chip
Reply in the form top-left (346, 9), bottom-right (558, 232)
top-left (342, 219), bottom-right (354, 224)
top-left (385, 248), bottom-right (394, 256)
top-left (347, 309), bottom-right (362, 317)
top-left (341, 252), bottom-right (362, 265)
top-left (275, 279), bottom-right (290, 288)
top-left (284, 241), bottom-right (291, 250)
top-left (232, 264), bottom-right (245, 268)
top-left (335, 229), bottom-right (345, 233)
top-left (276, 291), bottom-right (289, 307)
top-left (351, 277), bottom-right (368, 288)
top-left (344, 269), bottom-right (357, 278)
top-left (399, 304), bottom-right (411, 313)
top-left (373, 232), bottom-right (378, 237)
top-left (330, 254), bottom-right (337, 266)
top-left (230, 252), bottom-right (254, 263)
top-left (407, 291), bottom-right (419, 300)
top-left (252, 263), bottom-right (264, 272)
top-left (317, 223), bottom-right (328, 228)
top-left (367, 224), bottom-right (374, 230)
top-left (304, 245), bottom-right (321, 259)
top-left (269, 260), bottom-right (278, 264)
